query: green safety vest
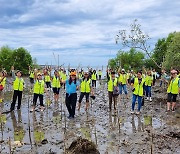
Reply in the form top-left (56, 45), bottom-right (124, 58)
top-left (133, 78), bottom-right (145, 96)
top-left (98, 71), bottom-right (102, 76)
top-left (167, 77), bottom-right (179, 94)
top-left (145, 75), bottom-right (153, 86)
top-left (118, 74), bottom-right (127, 84)
top-left (80, 79), bottom-right (91, 93)
top-left (0, 77), bottom-right (6, 87)
top-left (108, 77), bottom-right (118, 92)
top-left (44, 75), bottom-right (51, 82)
top-left (52, 76), bottom-right (61, 88)
top-left (91, 73), bottom-right (97, 80)
top-left (13, 77), bottom-right (24, 91)
top-left (29, 71), bottom-right (34, 78)
top-left (33, 80), bottom-right (45, 94)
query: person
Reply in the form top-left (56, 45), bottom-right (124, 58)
top-left (107, 70), bottom-right (118, 111)
top-left (98, 70), bottom-right (102, 80)
top-left (29, 66), bottom-right (34, 84)
top-left (64, 71), bottom-right (79, 119)
top-left (31, 72), bottom-right (46, 112)
top-left (152, 69), bottom-right (157, 86)
top-left (44, 69), bottom-right (51, 89)
top-left (118, 69), bottom-right (128, 99)
top-left (145, 70), bottom-right (153, 101)
top-left (91, 70), bottom-right (97, 88)
top-left (10, 66), bottom-right (24, 111)
top-left (160, 69), bottom-right (168, 87)
top-left (166, 69), bottom-right (180, 112)
top-left (0, 71), bottom-right (6, 103)
top-left (52, 70), bottom-right (61, 102)
top-left (78, 72), bottom-right (93, 111)
top-left (131, 70), bottom-right (145, 115)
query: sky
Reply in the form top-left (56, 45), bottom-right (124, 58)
top-left (0, 0), bottom-right (179, 67)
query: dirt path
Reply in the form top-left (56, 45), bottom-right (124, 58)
top-left (0, 79), bottom-right (179, 154)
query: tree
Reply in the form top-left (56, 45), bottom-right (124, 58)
top-left (115, 19), bottom-right (161, 68)
top-left (0, 46), bottom-right (13, 72)
top-left (12, 47), bottom-right (33, 74)
top-left (163, 32), bottom-right (180, 70)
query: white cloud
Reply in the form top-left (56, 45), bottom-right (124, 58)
top-left (0, 0), bottom-right (179, 66)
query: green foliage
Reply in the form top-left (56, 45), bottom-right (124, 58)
top-left (0, 46), bottom-right (33, 74)
top-left (163, 32), bottom-right (180, 70)
top-left (108, 48), bottom-right (145, 71)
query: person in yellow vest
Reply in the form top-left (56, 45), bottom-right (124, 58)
top-left (78, 72), bottom-right (93, 111)
top-left (145, 70), bottom-right (153, 101)
top-left (107, 70), bottom-right (118, 111)
top-left (0, 71), bottom-right (6, 103)
top-left (52, 70), bottom-right (61, 102)
top-left (131, 71), bottom-right (145, 115)
top-left (44, 69), bottom-right (51, 89)
top-left (10, 66), bottom-right (24, 111)
top-left (31, 72), bottom-right (46, 112)
top-left (60, 70), bottom-right (67, 89)
top-left (29, 66), bottom-right (35, 84)
top-left (98, 70), bottom-right (102, 80)
top-left (118, 69), bottom-right (128, 99)
top-left (91, 70), bottom-right (97, 88)
top-left (166, 69), bottom-right (180, 112)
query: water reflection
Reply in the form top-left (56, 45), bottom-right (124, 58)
top-left (10, 110), bottom-right (25, 143)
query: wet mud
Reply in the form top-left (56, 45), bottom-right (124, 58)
top-left (0, 79), bottom-right (180, 154)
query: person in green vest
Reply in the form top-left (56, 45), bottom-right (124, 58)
top-left (44, 69), bottom-right (51, 89)
top-left (0, 71), bottom-right (6, 103)
top-left (31, 72), bottom-right (46, 112)
top-left (29, 66), bottom-right (35, 84)
top-left (52, 70), bottom-right (61, 102)
top-left (118, 69), bottom-right (128, 99)
top-left (10, 66), bottom-right (24, 111)
top-left (145, 70), bottom-right (153, 101)
top-left (98, 70), bottom-right (102, 80)
top-left (91, 70), bottom-right (97, 88)
top-left (166, 69), bottom-right (180, 112)
top-left (78, 72), bottom-right (93, 111)
top-left (107, 70), bottom-right (118, 111)
top-left (131, 70), bottom-right (145, 115)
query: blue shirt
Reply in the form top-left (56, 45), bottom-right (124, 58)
top-left (66, 79), bottom-right (80, 94)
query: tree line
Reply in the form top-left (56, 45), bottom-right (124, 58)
top-left (0, 46), bottom-right (38, 74)
top-left (109, 32), bottom-right (180, 72)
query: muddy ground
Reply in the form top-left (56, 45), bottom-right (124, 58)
top-left (0, 79), bottom-right (179, 154)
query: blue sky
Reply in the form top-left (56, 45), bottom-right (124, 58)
top-left (0, 0), bottom-right (180, 67)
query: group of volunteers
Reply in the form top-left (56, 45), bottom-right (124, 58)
top-left (106, 67), bottom-right (180, 115)
top-left (0, 65), bottom-right (179, 118)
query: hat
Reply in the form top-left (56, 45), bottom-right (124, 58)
top-left (70, 72), bottom-right (76, 76)
top-left (171, 70), bottom-right (177, 74)
top-left (37, 73), bottom-right (42, 76)
top-left (122, 69), bottom-right (125, 72)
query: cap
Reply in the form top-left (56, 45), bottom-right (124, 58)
top-left (122, 69), bottom-right (125, 72)
top-left (70, 72), bottom-right (76, 76)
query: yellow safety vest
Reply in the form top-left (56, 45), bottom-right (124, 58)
top-left (29, 71), bottom-right (34, 78)
top-left (33, 80), bottom-right (45, 94)
top-left (52, 76), bottom-right (61, 88)
top-left (108, 77), bottom-right (118, 92)
top-left (127, 73), bottom-right (130, 79)
top-left (118, 74), bottom-right (127, 85)
top-left (133, 78), bottom-right (145, 96)
top-left (167, 77), bottom-right (179, 94)
top-left (98, 71), bottom-right (102, 76)
top-left (0, 77), bottom-right (6, 87)
top-left (80, 79), bottom-right (91, 93)
top-left (61, 73), bottom-right (67, 81)
top-left (145, 76), bottom-right (153, 86)
top-left (44, 75), bottom-right (51, 82)
top-left (91, 73), bottom-right (97, 80)
top-left (13, 77), bottom-right (24, 91)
